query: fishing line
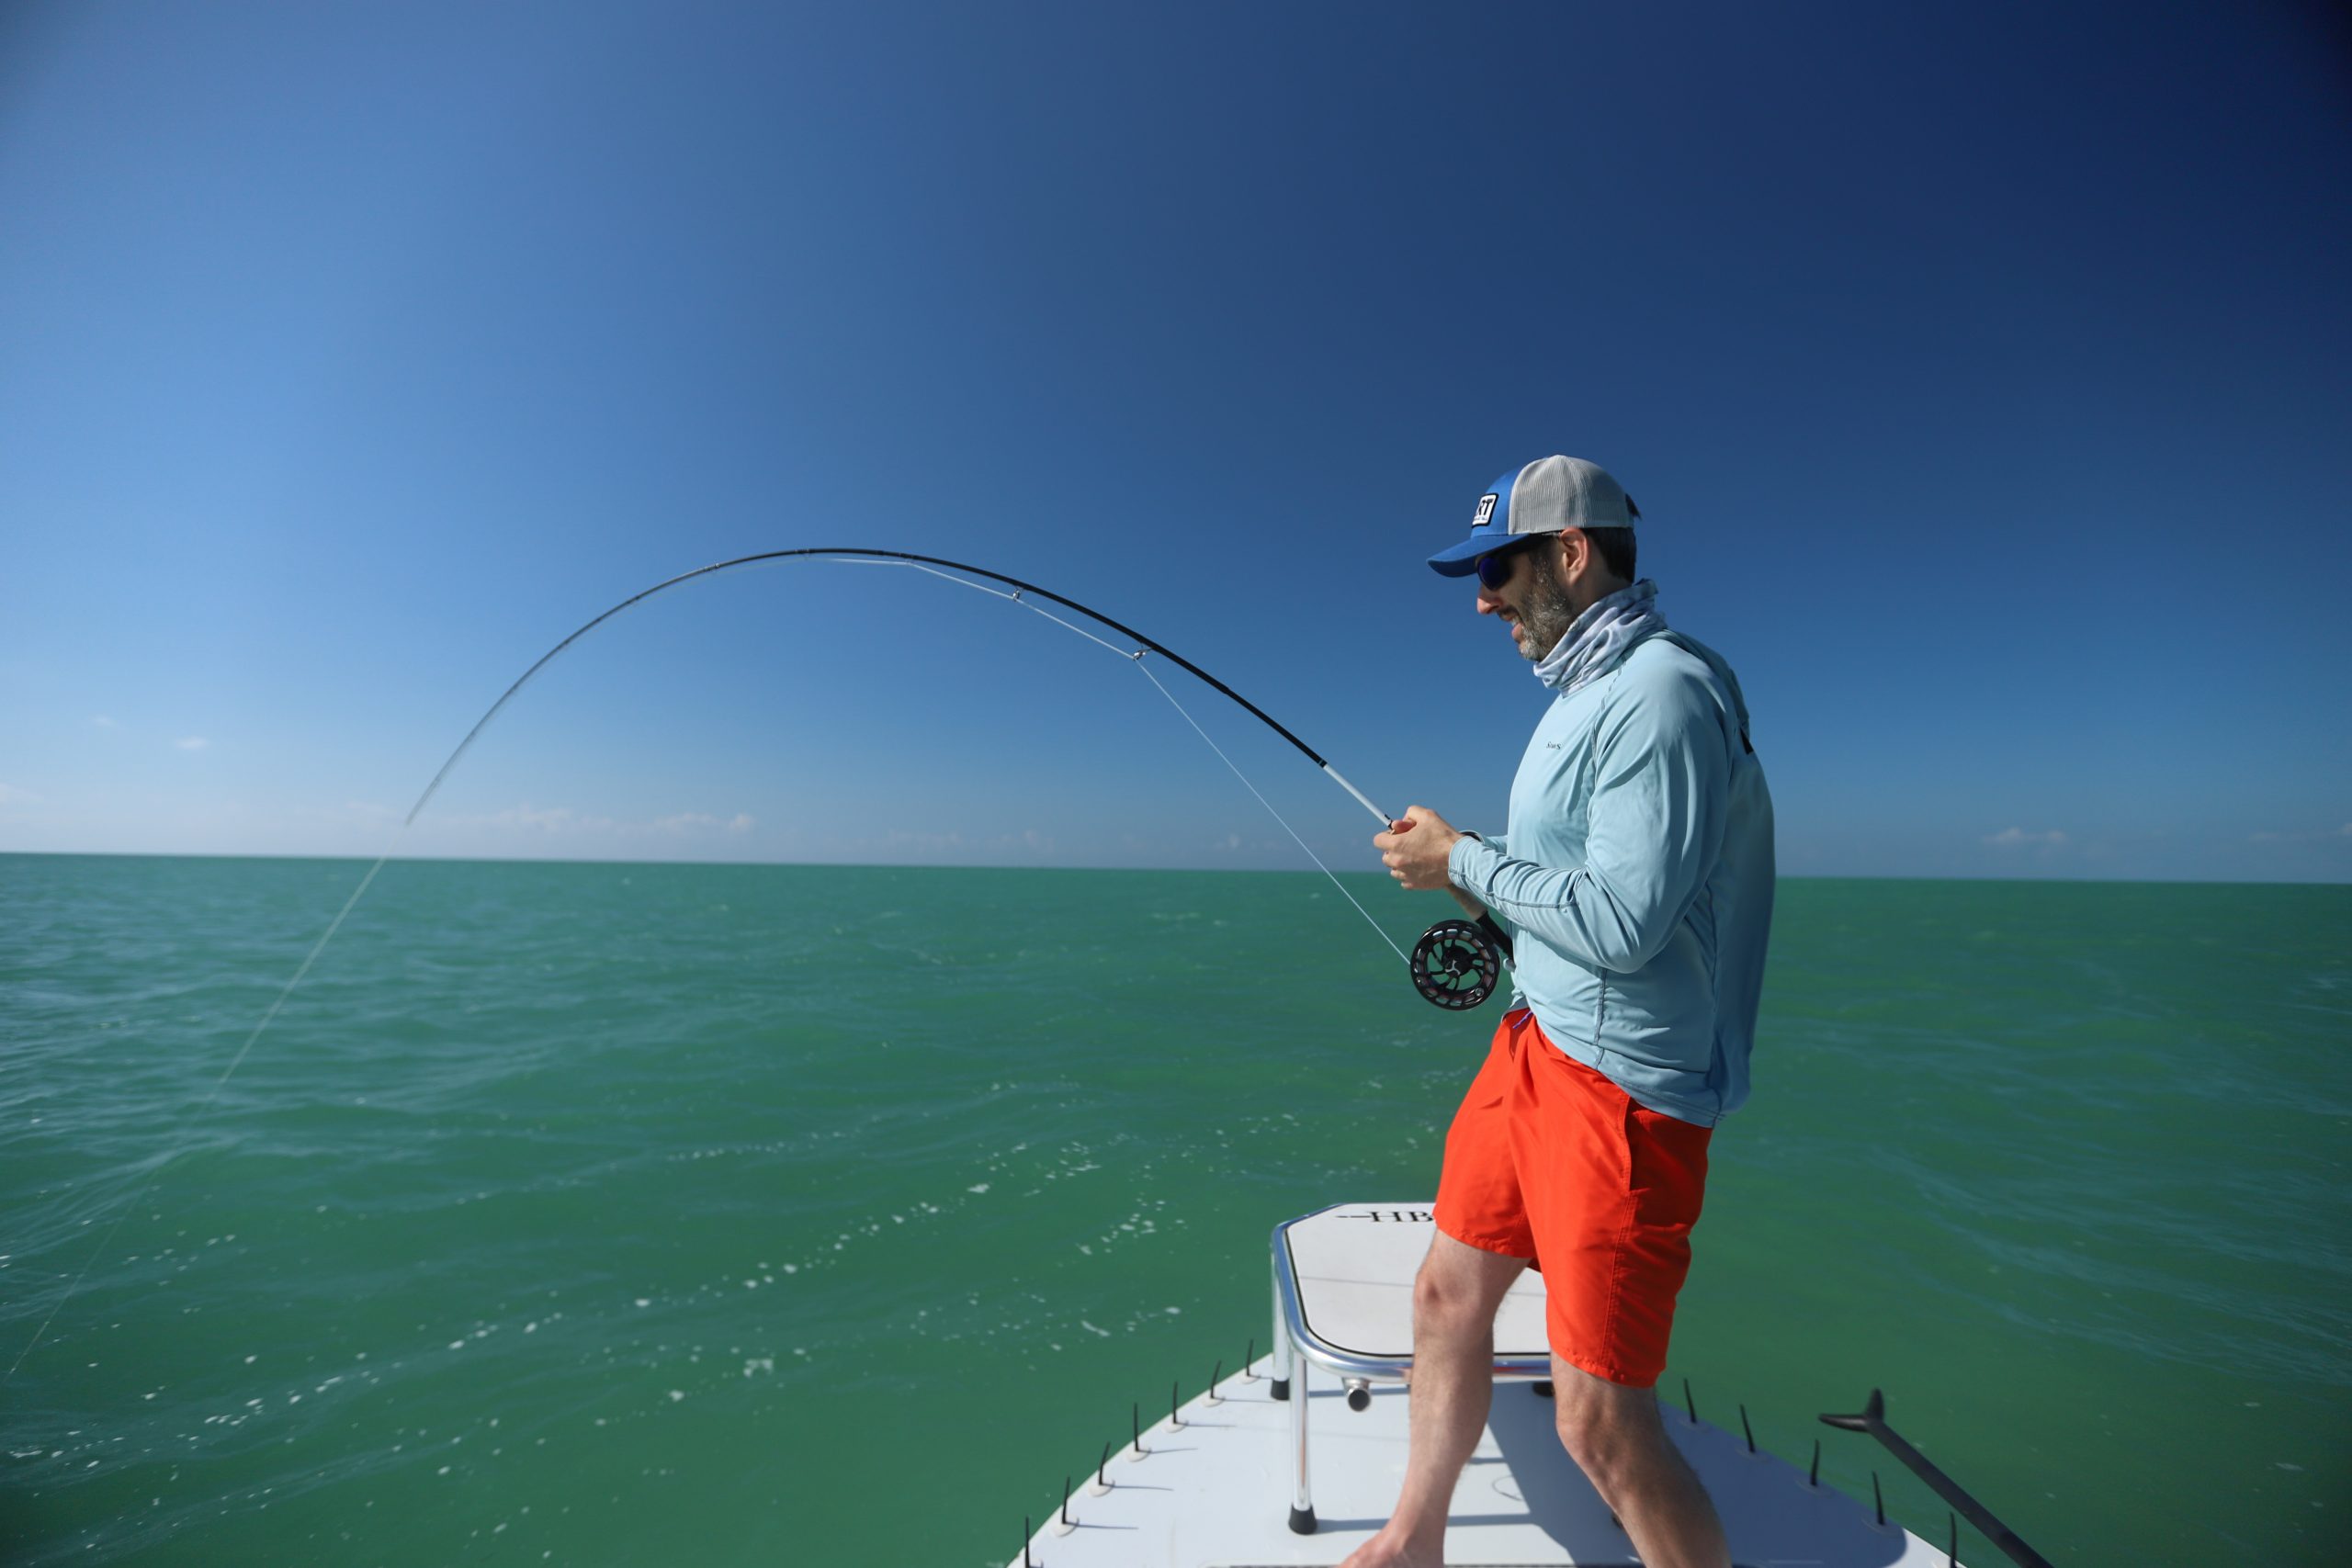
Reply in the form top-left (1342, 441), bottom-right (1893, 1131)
top-left (7, 547), bottom-right (1505, 1379)
top-left (5, 844), bottom-right (411, 1382)
top-left (1130, 654), bottom-right (1409, 967)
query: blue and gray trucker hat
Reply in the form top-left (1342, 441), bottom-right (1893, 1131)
top-left (1427, 455), bottom-right (1639, 577)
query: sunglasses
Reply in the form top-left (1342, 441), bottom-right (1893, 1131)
top-left (1475, 537), bottom-right (1541, 592)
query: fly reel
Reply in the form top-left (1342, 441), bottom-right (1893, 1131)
top-left (1409, 917), bottom-right (1511, 1010)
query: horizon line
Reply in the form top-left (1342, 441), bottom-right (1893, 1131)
top-left (2, 846), bottom-right (2346, 888)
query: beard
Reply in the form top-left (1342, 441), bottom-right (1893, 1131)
top-left (1512, 553), bottom-right (1582, 663)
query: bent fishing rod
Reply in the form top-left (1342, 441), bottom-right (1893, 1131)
top-left (419, 547), bottom-right (1515, 1010)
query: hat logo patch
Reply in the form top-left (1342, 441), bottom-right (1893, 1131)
top-left (1473, 493), bottom-right (1498, 528)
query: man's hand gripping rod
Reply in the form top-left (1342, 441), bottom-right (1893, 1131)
top-left (1361, 798), bottom-right (1515, 1012)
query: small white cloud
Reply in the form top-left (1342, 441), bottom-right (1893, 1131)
top-left (175, 736), bottom-right (210, 751)
top-left (487, 803), bottom-right (601, 831)
top-left (2264, 824), bottom-right (2352, 843)
top-left (448, 804), bottom-right (769, 838)
top-left (1984, 827), bottom-right (2065, 848)
top-left (652, 811), bottom-right (757, 834)
top-left (0, 783), bottom-right (40, 807)
top-left (854, 829), bottom-right (968, 852)
top-left (90, 715), bottom-right (119, 729)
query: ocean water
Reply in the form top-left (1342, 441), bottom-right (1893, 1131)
top-left (2, 854), bottom-right (2346, 1566)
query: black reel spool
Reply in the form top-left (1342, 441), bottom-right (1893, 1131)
top-left (1409, 918), bottom-right (1509, 1010)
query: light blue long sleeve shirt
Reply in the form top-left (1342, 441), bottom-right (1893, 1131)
top-left (1446, 631), bottom-right (1775, 1126)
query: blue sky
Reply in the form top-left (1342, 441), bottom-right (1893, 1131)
top-left (3, 0), bottom-right (2346, 881)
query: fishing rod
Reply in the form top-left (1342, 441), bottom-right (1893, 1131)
top-left (414, 547), bottom-right (1516, 1010)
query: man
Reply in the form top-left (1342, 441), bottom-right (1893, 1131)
top-left (1351, 455), bottom-right (1774, 1568)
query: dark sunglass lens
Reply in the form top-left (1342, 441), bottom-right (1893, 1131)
top-left (1476, 547), bottom-right (1514, 590)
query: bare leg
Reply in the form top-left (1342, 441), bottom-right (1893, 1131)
top-left (1337, 1233), bottom-right (1528, 1568)
top-left (1551, 1358), bottom-right (1730, 1568)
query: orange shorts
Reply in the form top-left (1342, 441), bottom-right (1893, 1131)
top-left (1433, 1009), bottom-right (1712, 1389)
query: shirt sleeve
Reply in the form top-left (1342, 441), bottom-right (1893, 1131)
top-left (1445, 666), bottom-right (1730, 974)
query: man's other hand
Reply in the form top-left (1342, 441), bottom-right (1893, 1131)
top-left (1374, 806), bottom-right (1463, 891)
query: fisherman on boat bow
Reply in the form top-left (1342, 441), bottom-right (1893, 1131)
top-left (1363, 456), bottom-right (1775, 1568)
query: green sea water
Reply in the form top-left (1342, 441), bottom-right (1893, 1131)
top-left (3, 854), bottom-right (2346, 1566)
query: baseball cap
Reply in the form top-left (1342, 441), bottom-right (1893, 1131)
top-left (1426, 455), bottom-right (1639, 577)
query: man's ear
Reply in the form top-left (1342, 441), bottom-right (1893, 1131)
top-left (1555, 528), bottom-right (1589, 580)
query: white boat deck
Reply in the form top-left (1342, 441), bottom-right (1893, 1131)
top-left (1013, 1359), bottom-right (1951, 1567)
top-left (1012, 1203), bottom-right (1957, 1567)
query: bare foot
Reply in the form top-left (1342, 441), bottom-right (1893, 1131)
top-left (1336, 1525), bottom-right (1443, 1568)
